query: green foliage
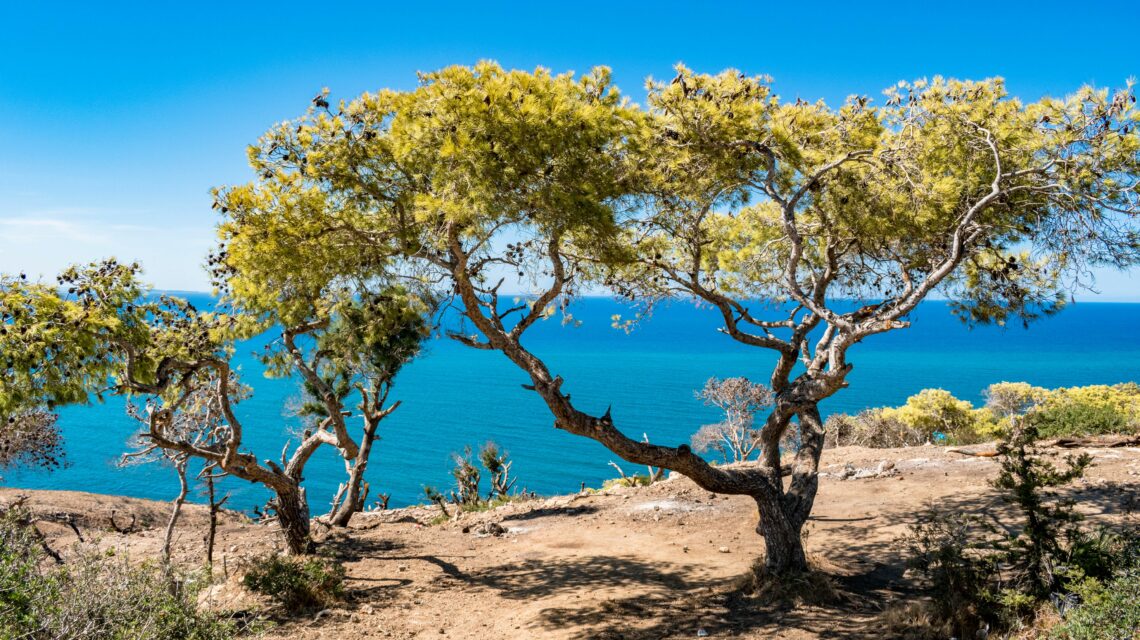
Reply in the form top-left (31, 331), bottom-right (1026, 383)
top-left (622, 70), bottom-right (1140, 328)
top-left (448, 446), bottom-right (482, 507)
top-left (241, 554), bottom-right (345, 613)
top-left (993, 425), bottom-right (1093, 598)
top-left (0, 508), bottom-right (240, 640)
top-left (1048, 570), bottom-right (1140, 640)
top-left (213, 61), bottom-right (641, 315)
top-left (1032, 383), bottom-right (1140, 438)
top-left (879, 389), bottom-right (997, 444)
top-left (0, 260), bottom-right (235, 415)
top-left (478, 441), bottom-right (516, 500)
top-left (441, 442), bottom-right (521, 508)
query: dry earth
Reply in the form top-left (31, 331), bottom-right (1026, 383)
top-left (4, 444), bottom-right (1139, 639)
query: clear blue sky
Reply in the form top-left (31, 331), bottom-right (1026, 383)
top-left (1, 1), bottom-right (1137, 297)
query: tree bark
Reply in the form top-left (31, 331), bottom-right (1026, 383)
top-left (161, 458), bottom-right (189, 565)
top-left (272, 485), bottom-right (311, 555)
top-left (753, 495), bottom-right (809, 573)
top-left (328, 417), bottom-right (380, 527)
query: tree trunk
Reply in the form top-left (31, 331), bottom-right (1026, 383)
top-left (204, 474), bottom-right (223, 566)
top-left (753, 495), bottom-right (809, 573)
top-left (328, 422), bottom-right (378, 527)
top-left (161, 459), bottom-right (189, 565)
top-left (749, 402), bottom-right (825, 574)
top-left (273, 485), bottom-right (311, 555)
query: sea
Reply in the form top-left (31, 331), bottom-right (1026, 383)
top-left (4, 297), bottom-right (1139, 513)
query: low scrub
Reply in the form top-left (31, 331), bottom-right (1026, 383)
top-left (423, 441), bottom-right (527, 521)
top-left (1047, 570), bottom-right (1140, 639)
top-left (827, 381), bottom-right (1139, 447)
top-left (902, 425), bottom-right (1140, 638)
top-left (0, 507), bottom-right (240, 640)
top-left (241, 554), bottom-right (345, 613)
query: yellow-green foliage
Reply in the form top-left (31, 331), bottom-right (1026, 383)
top-left (877, 389), bottom-right (997, 444)
top-left (830, 382), bottom-right (1140, 447)
top-left (214, 62), bottom-right (641, 321)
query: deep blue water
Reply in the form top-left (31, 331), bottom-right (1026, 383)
top-left (5, 298), bottom-right (1139, 513)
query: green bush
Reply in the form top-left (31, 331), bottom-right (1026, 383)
top-left (1034, 400), bottom-right (1131, 438)
top-left (241, 554), bottom-right (345, 612)
top-left (1048, 571), bottom-right (1140, 640)
top-left (0, 507), bottom-right (239, 640)
top-left (904, 425), bottom-right (1139, 638)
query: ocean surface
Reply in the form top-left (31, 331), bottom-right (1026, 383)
top-left (4, 297), bottom-right (1139, 513)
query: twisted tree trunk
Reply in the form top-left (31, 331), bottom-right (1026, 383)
top-left (328, 433), bottom-right (376, 526)
top-left (272, 485), bottom-right (311, 555)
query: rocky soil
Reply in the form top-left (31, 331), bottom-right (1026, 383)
top-left (4, 443), bottom-right (1138, 639)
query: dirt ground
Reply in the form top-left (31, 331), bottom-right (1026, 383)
top-left (4, 443), bottom-right (1139, 639)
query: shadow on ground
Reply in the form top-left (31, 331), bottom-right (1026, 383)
top-left (464, 553), bottom-right (912, 639)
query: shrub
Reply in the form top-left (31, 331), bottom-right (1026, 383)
top-left (44, 552), bottom-right (236, 640)
top-left (242, 554), bottom-right (345, 612)
top-left (1048, 571), bottom-right (1140, 640)
top-left (903, 424), bottom-right (1135, 637)
top-left (601, 473), bottom-right (653, 490)
top-left (0, 507), bottom-right (239, 640)
top-left (1033, 384), bottom-right (1140, 438)
top-left (829, 382), bottom-right (1140, 449)
top-left (904, 509), bottom-right (1003, 637)
top-left (826, 390), bottom-right (998, 448)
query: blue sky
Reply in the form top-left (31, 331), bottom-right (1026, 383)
top-left (0, 1), bottom-right (1137, 297)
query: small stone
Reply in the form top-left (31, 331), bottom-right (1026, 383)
top-left (474, 522), bottom-right (507, 537)
top-left (397, 564), bottom-right (408, 572)
top-left (717, 546), bottom-right (730, 553)
top-left (682, 545), bottom-right (690, 553)
top-left (697, 629), bottom-right (709, 637)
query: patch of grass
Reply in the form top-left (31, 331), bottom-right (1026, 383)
top-left (241, 554), bottom-right (345, 613)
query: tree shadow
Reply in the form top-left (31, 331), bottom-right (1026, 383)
top-left (319, 535), bottom-right (407, 562)
top-left (506, 557), bottom-right (906, 639)
top-left (464, 553), bottom-right (914, 639)
top-left (466, 555), bottom-right (709, 600)
top-left (499, 504), bottom-right (600, 522)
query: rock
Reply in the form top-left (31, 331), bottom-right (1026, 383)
top-left (717, 546), bottom-right (730, 553)
top-left (697, 629), bottom-right (709, 637)
top-left (474, 522), bottom-right (506, 537)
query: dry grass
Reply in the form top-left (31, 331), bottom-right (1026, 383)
top-left (730, 555), bottom-right (846, 607)
top-left (875, 601), bottom-right (952, 640)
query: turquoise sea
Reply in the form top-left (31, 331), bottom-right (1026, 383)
top-left (4, 298), bottom-right (1139, 512)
